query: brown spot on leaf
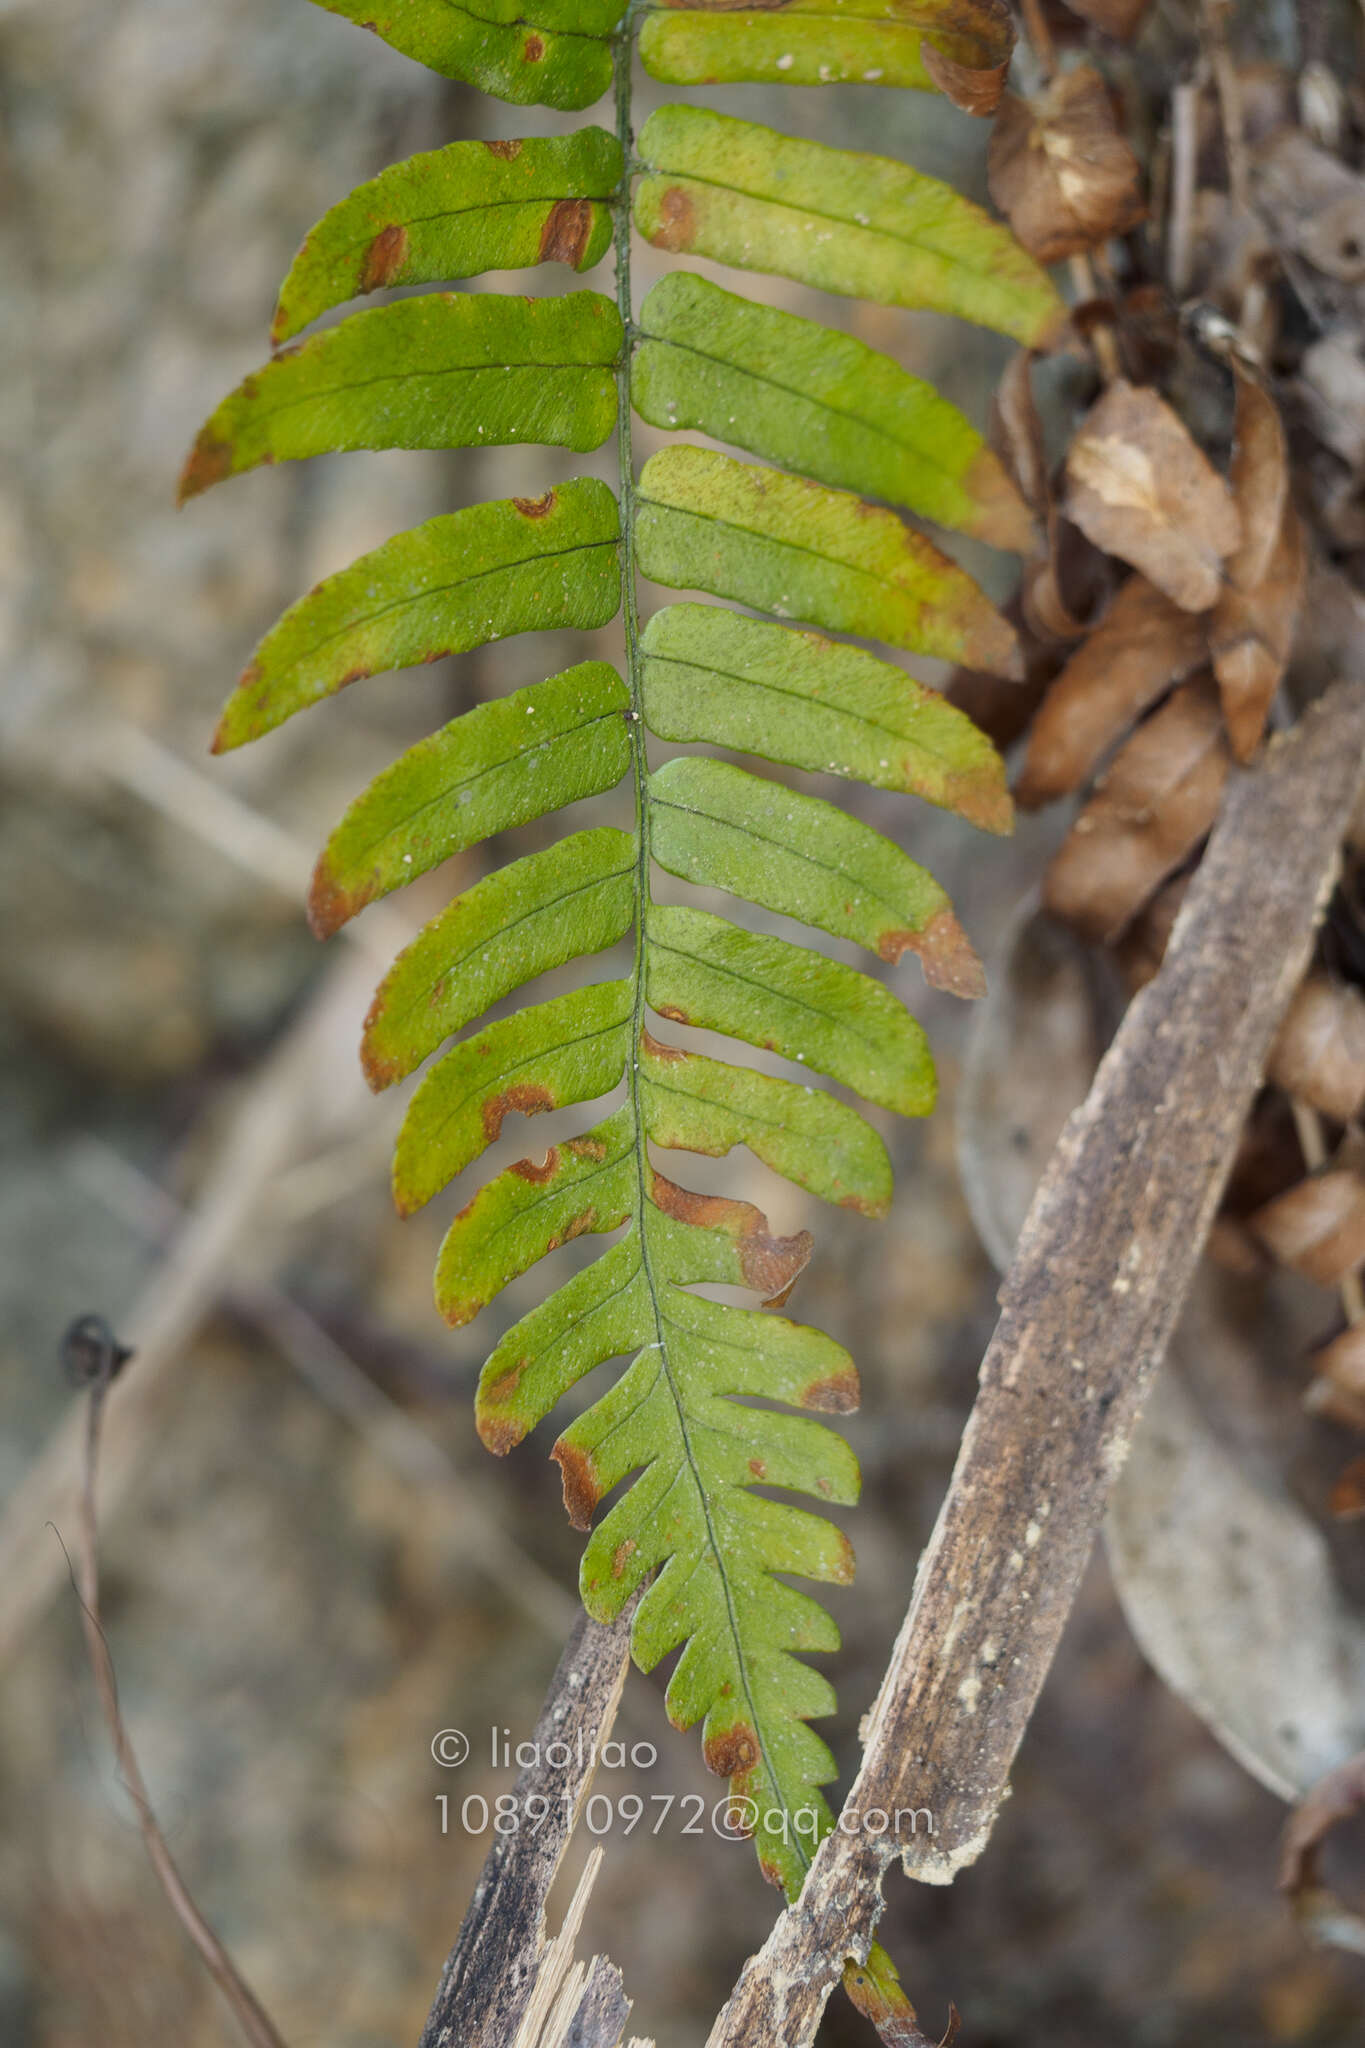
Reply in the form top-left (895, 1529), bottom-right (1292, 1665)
top-left (510, 1147), bottom-right (561, 1184)
top-left (882, 908), bottom-right (987, 1001)
top-left (817, 1476), bottom-right (833, 1496)
top-left (522, 31), bottom-right (545, 61)
top-left (654, 1003), bottom-right (690, 1025)
top-left (649, 185), bottom-right (697, 252)
top-left (359, 221), bottom-right (410, 294)
top-left (512, 490), bottom-right (556, 519)
top-left (551, 1437), bottom-right (599, 1531)
top-left (555, 1208), bottom-right (598, 1248)
top-left (648, 1171), bottom-right (814, 1303)
top-left (539, 196), bottom-right (594, 269)
top-left (610, 1537), bottom-right (637, 1579)
top-left (747, 1458), bottom-right (767, 1479)
top-left (484, 1359), bottom-right (526, 1408)
top-left (177, 429), bottom-right (234, 506)
top-left (640, 1027), bottom-right (687, 1065)
top-left (703, 1723), bottom-right (759, 1783)
top-left (567, 1135), bottom-right (608, 1161)
top-left (480, 1083), bottom-right (556, 1144)
top-left (484, 139), bottom-right (523, 160)
top-left (802, 1367), bottom-right (861, 1414)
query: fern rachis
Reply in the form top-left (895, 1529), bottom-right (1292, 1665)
top-left (180, 0), bottom-right (1061, 2015)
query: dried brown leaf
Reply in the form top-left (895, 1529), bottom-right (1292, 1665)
top-left (1212, 500), bottom-right (1304, 762)
top-left (988, 65), bottom-right (1146, 265)
top-left (1249, 1168), bottom-right (1365, 1286)
top-left (1330, 1457), bottom-right (1365, 1517)
top-left (1267, 977), bottom-right (1365, 1124)
top-left (1209, 363), bottom-right (1304, 760)
top-left (1280, 1750), bottom-right (1365, 1955)
top-left (1064, 380), bottom-right (1242, 612)
top-left (1042, 674), bottom-right (1231, 942)
top-left (1311, 1323), bottom-right (1365, 1404)
top-left (1058, 0), bottom-right (1152, 38)
top-left (990, 348), bottom-right (1048, 517)
top-left (1015, 574), bottom-right (1208, 808)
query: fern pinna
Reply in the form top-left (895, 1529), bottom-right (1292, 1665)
top-left (180, 0), bottom-right (1061, 2010)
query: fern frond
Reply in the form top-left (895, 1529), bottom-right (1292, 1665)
top-left (184, 0), bottom-right (1057, 1917)
top-left (272, 130), bottom-right (623, 343)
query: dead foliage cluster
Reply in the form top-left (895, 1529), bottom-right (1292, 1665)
top-left (953, 2), bottom-right (1365, 1509)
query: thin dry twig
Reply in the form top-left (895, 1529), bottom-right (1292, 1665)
top-left (418, 1599), bottom-right (641, 2048)
top-left (60, 1316), bottom-right (290, 2048)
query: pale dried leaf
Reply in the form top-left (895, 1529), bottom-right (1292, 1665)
top-left (957, 897), bottom-right (1104, 1269)
top-left (1064, 380), bottom-right (1241, 612)
top-left (1015, 573), bottom-right (1208, 808)
top-left (1043, 675), bottom-right (1231, 942)
top-left (1249, 1167), bottom-right (1365, 1285)
top-left (988, 65), bottom-right (1145, 265)
top-left (1299, 329), bottom-right (1365, 470)
top-left (1267, 977), bottom-right (1365, 1124)
top-left (1109, 1280), bottom-right (1365, 1805)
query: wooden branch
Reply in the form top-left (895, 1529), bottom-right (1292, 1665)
top-left (705, 677), bottom-right (1365, 2047)
top-left (418, 1600), bottom-right (641, 2048)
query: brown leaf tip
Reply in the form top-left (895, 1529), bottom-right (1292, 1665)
top-left (649, 185), bottom-right (696, 252)
top-left (884, 908), bottom-right (987, 1000)
top-left (177, 428), bottom-right (233, 506)
top-left (551, 1437), bottom-right (600, 1532)
top-left (539, 196), bottom-right (594, 269)
top-left (306, 854), bottom-right (367, 942)
top-left (359, 222), bottom-right (410, 294)
top-left (476, 1409), bottom-right (528, 1457)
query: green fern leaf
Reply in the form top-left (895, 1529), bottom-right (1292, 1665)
top-left (360, 831), bottom-right (636, 1086)
top-left (635, 445), bottom-right (1023, 674)
top-left (634, 272), bottom-right (1032, 550)
top-left (308, 663), bottom-right (630, 933)
top-left (646, 905), bottom-right (937, 1116)
top-left (209, 479), bottom-right (620, 750)
top-left (272, 130), bottom-right (623, 344)
top-left (177, 292), bottom-right (621, 497)
top-left (650, 755), bottom-right (984, 995)
top-left (636, 104), bottom-right (1066, 345)
top-left (307, 0), bottom-right (616, 107)
top-left (638, 1033), bottom-right (894, 1216)
top-left (640, 603), bottom-right (1012, 832)
top-left (187, 1), bottom-right (1063, 1930)
top-left (638, 0), bottom-right (1013, 100)
top-left (395, 980), bottom-right (634, 1216)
